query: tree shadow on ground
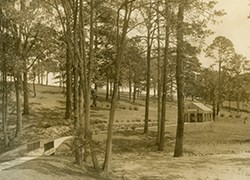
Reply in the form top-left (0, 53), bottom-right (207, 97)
top-left (22, 106), bottom-right (71, 143)
top-left (56, 100), bottom-right (66, 105)
top-left (27, 107), bottom-right (65, 126)
top-left (41, 90), bottom-right (63, 95)
top-left (228, 157), bottom-right (250, 166)
top-left (29, 102), bottom-right (42, 106)
top-left (5, 156), bottom-right (108, 179)
top-left (97, 95), bottom-right (144, 107)
top-left (112, 130), bottom-right (175, 153)
top-left (232, 139), bottom-right (250, 143)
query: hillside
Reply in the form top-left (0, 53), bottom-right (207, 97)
top-left (1, 84), bottom-right (250, 179)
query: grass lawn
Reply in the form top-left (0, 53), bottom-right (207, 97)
top-left (1, 84), bottom-right (250, 179)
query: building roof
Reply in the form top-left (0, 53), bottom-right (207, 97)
top-left (192, 102), bottom-right (212, 112)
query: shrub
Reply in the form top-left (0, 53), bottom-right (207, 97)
top-left (235, 114), bottom-right (241, 118)
top-left (229, 114), bottom-right (233, 118)
top-left (134, 106), bottom-right (139, 111)
top-left (122, 106), bottom-right (126, 110)
top-left (220, 114), bottom-right (225, 117)
top-left (96, 124), bottom-right (106, 131)
top-left (101, 120), bottom-right (107, 124)
top-left (106, 104), bottom-right (110, 108)
top-left (131, 125), bottom-right (136, 131)
top-left (244, 117), bottom-right (248, 124)
top-left (152, 122), bottom-right (157, 126)
top-left (91, 119), bottom-right (104, 125)
top-left (129, 106), bottom-right (133, 110)
top-left (135, 119), bottom-right (141, 122)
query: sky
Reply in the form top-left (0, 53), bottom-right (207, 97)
top-left (201, 0), bottom-right (250, 67)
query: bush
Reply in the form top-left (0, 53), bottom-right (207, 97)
top-left (134, 106), bottom-right (139, 111)
top-left (229, 114), bottom-right (233, 118)
top-left (220, 114), bottom-right (225, 117)
top-left (152, 122), bottom-right (157, 126)
top-left (106, 104), bottom-right (110, 108)
top-left (122, 106), bottom-right (126, 110)
top-left (131, 125), bottom-right (136, 131)
top-left (235, 114), bottom-right (241, 118)
top-left (244, 117), bottom-right (248, 124)
top-left (135, 119), bottom-right (141, 122)
top-left (101, 120), bottom-right (107, 124)
top-left (96, 124), bottom-right (106, 131)
top-left (90, 119), bottom-right (103, 125)
top-left (129, 106), bottom-right (133, 110)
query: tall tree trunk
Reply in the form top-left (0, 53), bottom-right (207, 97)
top-left (82, 0), bottom-right (95, 166)
top-left (133, 84), bottom-right (136, 103)
top-left (46, 71), bottom-right (49, 85)
top-left (20, 0), bottom-right (29, 115)
top-left (61, 72), bottom-right (65, 93)
top-left (23, 71), bottom-right (29, 115)
top-left (217, 59), bottom-right (222, 116)
top-left (41, 72), bottom-right (44, 85)
top-left (144, 0), bottom-right (153, 134)
top-left (88, 0), bottom-right (100, 169)
top-left (236, 75), bottom-right (240, 113)
top-left (78, 0), bottom-right (85, 167)
top-left (170, 76), bottom-right (173, 101)
top-left (65, 46), bottom-right (72, 120)
top-left (106, 75), bottom-right (109, 100)
top-left (144, 40), bottom-right (151, 133)
top-left (128, 62), bottom-right (132, 101)
top-left (0, 17), bottom-right (9, 146)
top-left (38, 71), bottom-right (40, 85)
top-left (73, 59), bottom-right (79, 129)
top-left (33, 80), bottom-right (36, 97)
top-left (156, 0), bottom-right (162, 145)
top-left (212, 90), bottom-right (216, 120)
top-left (103, 0), bottom-right (132, 172)
top-left (118, 83), bottom-right (121, 100)
top-left (32, 69), bottom-right (36, 97)
top-left (110, 81), bottom-right (113, 96)
top-left (158, 0), bottom-right (169, 151)
top-left (71, 0), bottom-right (81, 164)
top-left (2, 60), bottom-right (9, 147)
top-left (174, 0), bottom-right (185, 157)
top-left (15, 75), bottom-right (22, 137)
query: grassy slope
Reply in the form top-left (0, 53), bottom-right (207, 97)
top-left (1, 84), bottom-right (250, 179)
